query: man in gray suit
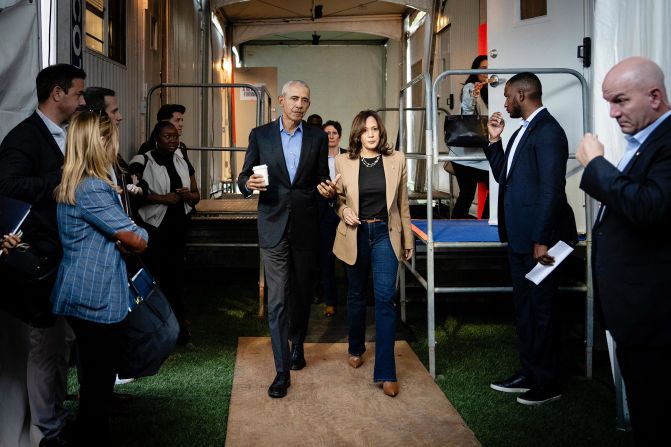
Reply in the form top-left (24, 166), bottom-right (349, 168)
top-left (238, 80), bottom-right (329, 398)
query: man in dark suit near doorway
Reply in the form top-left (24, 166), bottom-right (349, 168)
top-left (577, 57), bottom-right (671, 445)
top-left (0, 63), bottom-right (86, 446)
top-left (485, 72), bottom-right (577, 406)
top-left (238, 80), bottom-right (329, 398)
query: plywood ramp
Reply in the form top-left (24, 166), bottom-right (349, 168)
top-left (226, 337), bottom-right (479, 446)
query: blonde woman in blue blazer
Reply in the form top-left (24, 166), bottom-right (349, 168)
top-left (52, 112), bottom-right (147, 444)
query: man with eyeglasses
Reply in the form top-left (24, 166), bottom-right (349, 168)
top-left (0, 63), bottom-right (86, 447)
top-left (238, 80), bottom-right (330, 398)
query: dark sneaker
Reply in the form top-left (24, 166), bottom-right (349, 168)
top-left (516, 386), bottom-right (562, 405)
top-left (490, 373), bottom-right (533, 393)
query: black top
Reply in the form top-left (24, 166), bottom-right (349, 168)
top-left (358, 156), bottom-right (387, 220)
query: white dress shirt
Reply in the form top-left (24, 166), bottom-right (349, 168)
top-left (36, 108), bottom-right (67, 154)
top-left (506, 106), bottom-right (546, 176)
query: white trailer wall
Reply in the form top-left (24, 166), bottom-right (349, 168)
top-left (487, 0), bottom-right (589, 232)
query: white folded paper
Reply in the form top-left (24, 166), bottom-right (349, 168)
top-left (524, 240), bottom-right (574, 285)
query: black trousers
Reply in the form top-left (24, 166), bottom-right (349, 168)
top-left (143, 213), bottom-right (188, 330)
top-left (67, 316), bottom-right (126, 446)
top-left (451, 162), bottom-right (489, 219)
top-left (318, 204), bottom-right (340, 307)
top-left (616, 345), bottom-right (671, 446)
top-left (508, 251), bottom-right (560, 387)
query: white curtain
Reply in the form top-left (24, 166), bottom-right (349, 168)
top-left (592, 0), bottom-right (671, 164)
top-left (0, 0), bottom-right (39, 141)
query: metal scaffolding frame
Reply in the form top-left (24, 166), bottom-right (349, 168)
top-left (145, 83), bottom-right (273, 316)
top-left (397, 68), bottom-right (594, 380)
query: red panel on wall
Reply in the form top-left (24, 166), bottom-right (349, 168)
top-left (478, 23), bottom-right (487, 56)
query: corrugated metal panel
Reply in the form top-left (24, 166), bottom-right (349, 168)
top-left (87, 0), bottom-right (105, 12)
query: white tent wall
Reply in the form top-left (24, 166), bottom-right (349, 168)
top-left (241, 44), bottom-right (388, 143)
top-left (0, 0), bottom-right (39, 141)
top-left (592, 0), bottom-right (671, 169)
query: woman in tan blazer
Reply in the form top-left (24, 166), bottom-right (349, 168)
top-left (331, 110), bottom-right (413, 397)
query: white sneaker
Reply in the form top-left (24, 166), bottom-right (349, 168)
top-left (115, 374), bottom-right (134, 385)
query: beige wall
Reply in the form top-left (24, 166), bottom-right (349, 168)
top-left (232, 67), bottom-right (277, 182)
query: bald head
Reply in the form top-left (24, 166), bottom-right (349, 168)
top-left (602, 57), bottom-right (670, 134)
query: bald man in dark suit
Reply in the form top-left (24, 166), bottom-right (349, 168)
top-left (577, 57), bottom-right (671, 445)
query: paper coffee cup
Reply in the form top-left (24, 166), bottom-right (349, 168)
top-left (252, 164), bottom-right (269, 186)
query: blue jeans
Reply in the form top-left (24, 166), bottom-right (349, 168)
top-left (345, 221), bottom-right (398, 382)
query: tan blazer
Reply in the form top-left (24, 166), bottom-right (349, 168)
top-left (332, 150), bottom-right (413, 266)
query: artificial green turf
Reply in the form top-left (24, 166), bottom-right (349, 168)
top-left (406, 299), bottom-right (633, 447)
top-left (66, 269), bottom-right (633, 446)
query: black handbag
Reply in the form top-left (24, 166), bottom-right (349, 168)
top-left (444, 114), bottom-right (489, 148)
top-left (0, 243), bottom-right (58, 327)
top-left (117, 267), bottom-right (179, 379)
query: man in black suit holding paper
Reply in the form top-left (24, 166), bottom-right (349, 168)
top-left (485, 72), bottom-right (577, 406)
top-left (577, 57), bottom-right (671, 445)
top-left (0, 63), bottom-right (86, 446)
top-left (238, 80), bottom-right (330, 398)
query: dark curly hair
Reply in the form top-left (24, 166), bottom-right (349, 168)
top-left (347, 110), bottom-right (393, 159)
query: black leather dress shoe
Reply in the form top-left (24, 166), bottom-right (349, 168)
top-left (517, 385), bottom-right (562, 405)
top-left (490, 373), bottom-right (533, 393)
top-left (290, 343), bottom-right (306, 370)
top-left (268, 372), bottom-right (291, 398)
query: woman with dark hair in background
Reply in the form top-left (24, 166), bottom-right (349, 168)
top-left (330, 110), bottom-right (413, 397)
top-left (446, 55), bottom-right (491, 219)
top-left (130, 121), bottom-right (200, 345)
top-left (318, 120), bottom-right (346, 317)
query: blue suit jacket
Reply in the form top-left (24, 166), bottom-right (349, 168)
top-left (485, 108), bottom-right (577, 254)
top-left (51, 178), bottom-right (148, 323)
top-left (581, 115), bottom-right (671, 346)
top-left (237, 119), bottom-right (329, 249)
